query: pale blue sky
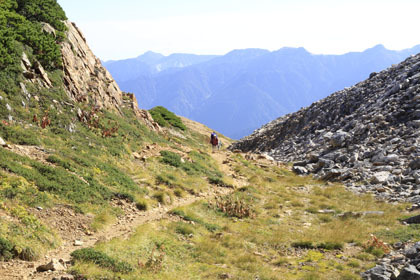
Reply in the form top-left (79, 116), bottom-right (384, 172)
top-left (57, 0), bottom-right (420, 61)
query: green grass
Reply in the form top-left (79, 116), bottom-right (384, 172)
top-left (160, 150), bottom-right (182, 167)
top-left (71, 248), bottom-right (133, 273)
top-left (149, 106), bottom-right (186, 131)
top-left (376, 223), bottom-right (420, 243)
top-left (69, 155), bottom-right (413, 279)
top-left (0, 124), bottom-right (41, 145)
top-left (0, 148), bottom-right (111, 204)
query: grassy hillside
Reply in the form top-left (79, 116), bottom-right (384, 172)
top-left (0, 1), bottom-right (418, 279)
top-left (1, 102), bottom-right (417, 279)
top-left (68, 150), bottom-right (414, 280)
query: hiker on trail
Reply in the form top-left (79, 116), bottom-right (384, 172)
top-left (210, 132), bottom-right (219, 152)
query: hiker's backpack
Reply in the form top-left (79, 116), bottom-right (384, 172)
top-left (211, 133), bottom-right (218, 145)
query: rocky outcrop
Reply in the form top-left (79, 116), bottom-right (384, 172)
top-left (60, 21), bottom-right (123, 111)
top-left (59, 21), bottom-right (160, 131)
top-left (16, 20), bottom-right (160, 132)
top-left (20, 52), bottom-right (53, 88)
top-left (231, 53), bottom-right (420, 202)
top-left (362, 242), bottom-right (420, 280)
top-left (122, 92), bottom-right (161, 132)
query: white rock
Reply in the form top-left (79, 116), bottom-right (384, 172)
top-left (36, 259), bottom-right (65, 272)
top-left (0, 137), bottom-right (5, 147)
top-left (73, 240), bottom-right (83, 246)
top-left (371, 171), bottom-right (391, 184)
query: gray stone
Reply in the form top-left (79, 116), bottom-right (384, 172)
top-left (397, 265), bottom-right (420, 279)
top-left (371, 172), bottom-right (391, 184)
top-left (384, 154), bottom-right (399, 163)
top-left (363, 211), bottom-right (384, 216)
top-left (410, 158), bottom-right (420, 170)
top-left (306, 153), bottom-right (319, 163)
top-left (36, 259), bottom-right (66, 272)
top-left (20, 82), bottom-right (30, 99)
top-left (292, 166), bottom-right (308, 175)
top-left (317, 209), bottom-right (335, 214)
top-left (41, 22), bottom-right (56, 37)
top-left (322, 169), bottom-right (343, 181)
top-left (362, 264), bottom-right (392, 280)
top-left (403, 215), bottom-right (420, 225)
top-left (21, 52), bottom-right (31, 69)
top-left (404, 247), bottom-right (419, 259)
top-left (330, 130), bottom-right (350, 148)
top-left (73, 240), bottom-right (83, 246)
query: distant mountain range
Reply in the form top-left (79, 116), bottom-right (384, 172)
top-left (104, 45), bottom-right (420, 139)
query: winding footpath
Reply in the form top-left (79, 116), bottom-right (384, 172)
top-left (0, 149), bottom-right (247, 280)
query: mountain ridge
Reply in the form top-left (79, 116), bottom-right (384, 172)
top-left (106, 45), bottom-right (420, 138)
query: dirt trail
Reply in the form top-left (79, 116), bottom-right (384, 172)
top-left (0, 149), bottom-right (246, 280)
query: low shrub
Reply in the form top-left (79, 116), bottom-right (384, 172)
top-left (149, 106), bottom-right (186, 131)
top-left (292, 241), bottom-right (315, 249)
top-left (19, 247), bottom-right (38, 261)
top-left (160, 151), bottom-right (182, 167)
top-left (0, 237), bottom-right (16, 261)
top-left (317, 242), bottom-right (343, 250)
top-left (135, 199), bottom-right (148, 211)
top-left (46, 155), bottom-right (74, 171)
top-left (364, 235), bottom-right (390, 255)
top-left (0, 149), bottom-right (111, 204)
top-left (71, 248), bottom-right (133, 273)
top-left (210, 195), bottom-right (255, 219)
top-left (0, 125), bottom-right (40, 145)
top-left (292, 241), bottom-right (343, 250)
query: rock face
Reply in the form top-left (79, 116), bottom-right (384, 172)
top-left (59, 21), bottom-right (160, 131)
top-left (230, 53), bottom-right (420, 202)
top-left (61, 21), bottom-right (123, 111)
top-left (16, 20), bottom-right (160, 132)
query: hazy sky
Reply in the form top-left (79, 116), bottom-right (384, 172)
top-left (57, 0), bottom-right (420, 61)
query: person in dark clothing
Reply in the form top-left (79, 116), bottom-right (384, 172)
top-left (210, 132), bottom-right (218, 152)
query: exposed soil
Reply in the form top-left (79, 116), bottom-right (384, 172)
top-left (6, 145), bottom-right (52, 166)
